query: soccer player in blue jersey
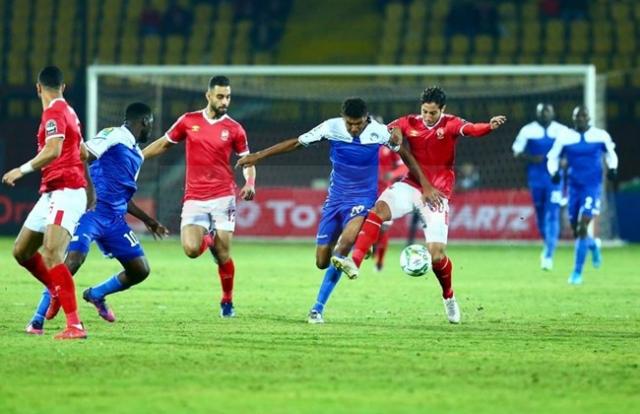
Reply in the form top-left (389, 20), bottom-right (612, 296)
top-left (25, 103), bottom-right (168, 334)
top-left (236, 98), bottom-right (433, 323)
top-left (547, 105), bottom-right (618, 285)
top-left (512, 103), bottom-right (568, 270)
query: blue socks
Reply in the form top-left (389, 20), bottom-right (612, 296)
top-left (574, 237), bottom-right (589, 274)
top-left (312, 264), bottom-right (342, 313)
top-left (31, 289), bottom-right (51, 324)
top-left (543, 206), bottom-right (560, 259)
top-left (90, 274), bottom-right (128, 299)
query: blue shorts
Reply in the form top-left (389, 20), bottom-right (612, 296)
top-left (567, 185), bottom-right (601, 223)
top-left (316, 198), bottom-right (374, 246)
top-left (68, 211), bottom-right (145, 262)
top-left (530, 181), bottom-right (563, 209)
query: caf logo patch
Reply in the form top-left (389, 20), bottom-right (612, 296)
top-left (220, 129), bottom-right (230, 141)
top-left (45, 120), bottom-right (58, 136)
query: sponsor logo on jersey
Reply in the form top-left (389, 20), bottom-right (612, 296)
top-left (408, 130), bottom-right (420, 137)
top-left (45, 120), bottom-right (58, 136)
top-left (436, 128), bottom-right (445, 139)
top-left (191, 125), bottom-right (200, 132)
top-left (220, 129), bottom-right (230, 141)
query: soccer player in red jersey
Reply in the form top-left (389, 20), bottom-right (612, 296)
top-left (333, 86), bottom-right (506, 324)
top-left (2, 66), bottom-right (88, 339)
top-left (372, 145), bottom-right (408, 271)
top-left (142, 76), bottom-right (255, 318)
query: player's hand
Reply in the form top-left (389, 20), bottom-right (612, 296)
top-left (145, 220), bottom-right (169, 240)
top-left (235, 153), bottom-right (260, 168)
top-left (422, 185), bottom-right (445, 210)
top-left (489, 115), bottom-right (507, 130)
top-left (551, 172), bottom-right (561, 184)
top-left (239, 184), bottom-right (256, 201)
top-left (389, 127), bottom-right (403, 149)
top-left (2, 168), bottom-right (23, 187)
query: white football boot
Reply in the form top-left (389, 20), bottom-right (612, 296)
top-left (331, 256), bottom-right (359, 279)
top-left (443, 296), bottom-right (461, 324)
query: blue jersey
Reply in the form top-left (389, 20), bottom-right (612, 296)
top-left (298, 117), bottom-right (393, 201)
top-left (512, 121), bottom-right (567, 188)
top-left (547, 126), bottom-right (618, 189)
top-left (85, 126), bottom-right (144, 216)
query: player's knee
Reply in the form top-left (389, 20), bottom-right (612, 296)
top-left (183, 243), bottom-right (201, 259)
top-left (131, 265), bottom-right (150, 285)
top-left (373, 202), bottom-right (391, 221)
top-left (12, 245), bottom-right (30, 264)
top-left (316, 257), bottom-right (330, 269)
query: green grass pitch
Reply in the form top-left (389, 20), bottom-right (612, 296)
top-left (1, 237), bottom-right (638, 413)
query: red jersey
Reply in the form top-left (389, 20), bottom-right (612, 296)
top-left (389, 113), bottom-right (490, 198)
top-left (378, 146), bottom-right (408, 195)
top-left (166, 110), bottom-right (249, 201)
top-left (37, 98), bottom-right (86, 193)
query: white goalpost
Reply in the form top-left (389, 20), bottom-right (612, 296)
top-left (86, 64), bottom-right (612, 241)
top-left (87, 64), bottom-right (598, 139)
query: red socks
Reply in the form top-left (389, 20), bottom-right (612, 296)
top-left (198, 233), bottom-right (214, 256)
top-left (48, 263), bottom-right (81, 326)
top-left (432, 256), bottom-right (454, 299)
top-left (375, 230), bottom-right (390, 268)
top-left (19, 252), bottom-right (55, 293)
top-left (218, 259), bottom-right (235, 303)
top-left (352, 212), bottom-right (384, 267)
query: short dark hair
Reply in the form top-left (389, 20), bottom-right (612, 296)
top-left (421, 86), bottom-right (446, 108)
top-left (37, 66), bottom-right (64, 89)
top-left (125, 102), bottom-right (152, 122)
top-left (209, 75), bottom-right (230, 89)
top-left (341, 97), bottom-right (368, 118)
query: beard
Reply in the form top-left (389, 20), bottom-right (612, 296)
top-left (209, 104), bottom-right (228, 118)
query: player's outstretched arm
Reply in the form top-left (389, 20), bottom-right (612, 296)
top-left (461, 115), bottom-right (507, 137)
top-left (2, 137), bottom-right (63, 187)
top-left (142, 136), bottom-right (173, 160)
top-left (235, 138), bottom-right (301, 168)
top-left (398, 145), bottom-right (444, 209)
top-left (127, 200), bottom-right (169, 239)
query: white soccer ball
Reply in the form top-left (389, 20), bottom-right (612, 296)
top-left (399, 244), bottom-right (432, 277)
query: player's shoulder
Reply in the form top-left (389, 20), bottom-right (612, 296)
top-left (93, 126), bottom-right (136, 147)
top-left (557, 127), bottom-right (580, 143)
top-left (548, 121), bottom-right (569, 135)
top-left (221, 114), bottom-right (246, 131)
top-left (442, 113), bottom-right (465, 124)
top-left (585, 126), bottom-right (611, 141)
top-left (519, 121), bottom-right (542, 133)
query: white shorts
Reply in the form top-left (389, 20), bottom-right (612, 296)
top-left (180, 196), bottom-right (236, 232)
top-left (23, 188), bottom-right (87, 236)
top-left (378, 181), bottom-right (449, 244)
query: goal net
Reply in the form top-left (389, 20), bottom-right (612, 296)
top-left (87, 65), bottom-right (613, 241)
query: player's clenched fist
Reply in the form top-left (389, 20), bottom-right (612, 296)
top-left (2, 168), bottom-right (24, 187)
top-left (489, 115), bottom-right (507, 129)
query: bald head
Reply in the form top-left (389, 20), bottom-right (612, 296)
top-left (572, 105), bottom-right (590, 131)
top-left (535, 103), bottom-right (554, 127)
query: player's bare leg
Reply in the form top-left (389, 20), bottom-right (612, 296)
top-left (39, 224), bottom-right (86, 339)
top-left (210, 230), bottom-right (236, 317)
top-left (181, 224), bottom-right (209, 258)
top-left (428, 242), bottom-right (460, 324)
top-left (83, 256), bottom-right (150, 323)
top-left (332, 201), bottom-right (392, 279)
top-left (569, 215), bottom-right (592, 285)
top-left (13, 228), bottom-right (52, 334)
top-left (310, 218), bottom-right (364, 323)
